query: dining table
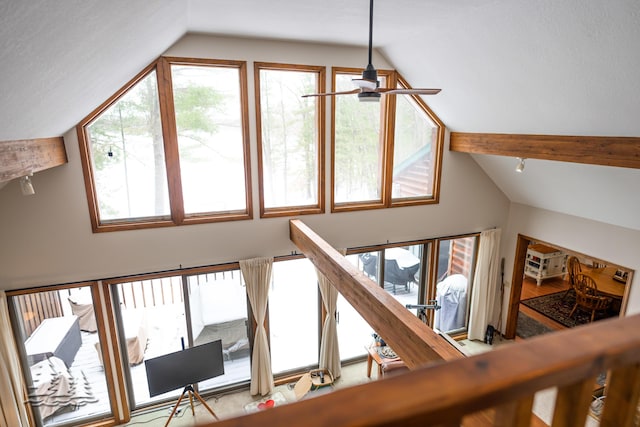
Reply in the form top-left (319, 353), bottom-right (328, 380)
top-left (580, 266), bottom-right (626, 299)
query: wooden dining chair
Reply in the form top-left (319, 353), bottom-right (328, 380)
top-left (561, 256), bottom-right (582, 302)
top-left (569, 274), bottom-right (612, 322)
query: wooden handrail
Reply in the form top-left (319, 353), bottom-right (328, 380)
top-left (204, 315), bottom-right (640, 427)
top-left (289, 219), bottom-right (462, 365)
top-left (197, 220), bottom-right (640, 426)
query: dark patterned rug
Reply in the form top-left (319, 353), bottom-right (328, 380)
top-left (521, 291), bottom-right (616, 328)
top-left (516, 312), bottom-right (554, 338)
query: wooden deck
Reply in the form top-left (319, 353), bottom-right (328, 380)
top-left (38, 319), bottom-right (252, 425)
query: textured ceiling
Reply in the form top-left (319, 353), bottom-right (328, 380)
top-left (1, 0), bottom-right (639, 230)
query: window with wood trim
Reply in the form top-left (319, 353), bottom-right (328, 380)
top-left (391, 75), bottom-right (444, 204)
top-left (108, 269), bottom-right (251, 410)
top-left (432, 236), bottom-right (478, 335)
top-left (7, 284), bottom-right (123, 426)
top-left (331, 69), bottom-right (444, 212)
top-left (269, 258), bottom-right (319, 373)
top-left (78, 57), bottom-right (252, 232)
top-left (332, 67), bottom-right (390, 208)
top-left (255, 63), bottom-right (325, 217)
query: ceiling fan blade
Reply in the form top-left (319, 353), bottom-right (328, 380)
top-left (353, 77), bottom-right (378, 90)
top-left (377, 88), bottom-right (442, 95)
top-left (302, 89), bottom-right (360, 98)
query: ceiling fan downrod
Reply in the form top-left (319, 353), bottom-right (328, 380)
top-left (361, 0), bottom-right (378, 84)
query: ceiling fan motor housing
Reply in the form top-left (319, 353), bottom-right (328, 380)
top-left (359, 64), bottom-right (381, 102)
top-left (362, 64), bottom-right (379, 87)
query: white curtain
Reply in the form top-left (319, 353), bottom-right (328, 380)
top-left (468, 228), bottom-right (502, 341)
top-left (240, 257), bottom-right (274, 396)
top-left (0, 291), bottom-right (29, 427)
top-left (316, 267), bottom-right (341, 379)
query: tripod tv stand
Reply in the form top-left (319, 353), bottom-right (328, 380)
top-left (165, 384), bottom-right (217, 427)
top-left (143, 340), bottom-right (225, 426)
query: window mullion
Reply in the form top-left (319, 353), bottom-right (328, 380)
top-left (381, 72), bottom-right (398, 207)
top-left (156, 57), bottom-right (185, 224)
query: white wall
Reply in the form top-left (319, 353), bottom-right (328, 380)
top-left (0, 34), bottom-right (510, 290)
top-left (501, 203), bottom-right (640, 316)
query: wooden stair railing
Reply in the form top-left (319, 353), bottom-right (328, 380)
top-left (289, 219), bottom-right (462, 366)
top-left (199, 220), bottom-right (640, 426)
top-left (205, 314), bottom-right (640, 427)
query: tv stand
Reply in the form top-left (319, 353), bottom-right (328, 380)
top-left (165, 384), bottom-right (217, 427)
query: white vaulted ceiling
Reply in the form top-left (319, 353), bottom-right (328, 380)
top-left (1, 0), bottom-right (639, 229)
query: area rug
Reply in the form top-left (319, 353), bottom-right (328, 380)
top-left (521, 291), bottom-right (616, 328)
top-left (516, 312), bottom-right (554, 339)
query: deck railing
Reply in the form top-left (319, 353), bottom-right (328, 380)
top-left (115, 270), bottom-right (240, 310)
top-left (13, 291), bottom-right (63, 336)
top-left (207, 314), bottom-right (640, 427)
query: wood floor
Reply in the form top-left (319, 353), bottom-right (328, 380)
top-left (517, 275), bottom-right (571, 337)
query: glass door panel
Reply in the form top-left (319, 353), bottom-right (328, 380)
top-left (186, 270), bottom-right (250, 391)
top-left (113, 276), bottom-right (187, 407)
top-left (9, 285), bottom-right (113, 427)
top-left (269, 258), bottom-right (319, 374)
top-left (433, 237), bottom-right (478, 334)
top-left (383, 245), bottom-right (422, 307)
top-left (336, 254), bottom-right (376, 360)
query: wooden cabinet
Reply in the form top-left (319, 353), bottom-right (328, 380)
top-left (524, 244), bottom-right (567, 286)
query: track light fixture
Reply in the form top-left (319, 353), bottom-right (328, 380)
top-left (20, 174), bottom-right (35, 196)
top-left (515, 158), bottom-right (526, 173)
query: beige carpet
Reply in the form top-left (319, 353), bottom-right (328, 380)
top-left (126, 339), bottom-right (591, 426)
top-left (124, 361), bottom-right (371, 426)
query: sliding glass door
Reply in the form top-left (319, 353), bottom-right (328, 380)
top-left (112, 276), bottom-right (187, 407)
top-left (433, 236), bottom-right (478, 335)
top-left (269, 258), bottom-right (319, 373)
top-left (111, 270), bottom-right (253, 409)
top-left (8, 284), bottom-right (114, 427)
top-left (186, 270), bottom-right (251, 392)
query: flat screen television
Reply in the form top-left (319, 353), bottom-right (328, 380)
top-left (145, 340), bottom-right (224, 397)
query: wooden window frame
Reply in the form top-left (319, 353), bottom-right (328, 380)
top-left (389, 74), bottom-right (445, 207)
top-left (331, 67), bottom-right (391, 212)
top-left (254, 62), bottom-right (326, 218)
top-left (7, 282), bottom-right (129, 425)
top-left (331, 69), bottom-right (444, 212)
top-left (77, 57), bottom-right (253, 233)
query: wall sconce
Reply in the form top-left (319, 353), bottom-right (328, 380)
top-left (515, 158), bottom-right (526, 173)
top-left (20, 174), bottom-right (35, 196)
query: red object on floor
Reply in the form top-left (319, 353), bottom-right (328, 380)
top-left (257, 399), bottom-right (275, 410)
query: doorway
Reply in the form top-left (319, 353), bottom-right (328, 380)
top-left (504, 234), bottom-right (633, 339)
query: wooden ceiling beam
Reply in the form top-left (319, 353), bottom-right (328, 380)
top-left (450, 132), bottom-right (640, 169)
top-left (289, 219), bottom-right (462, 368)
top-left (0, 137), bottom-right (67, 182)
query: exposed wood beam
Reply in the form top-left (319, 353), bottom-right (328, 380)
top-left (450, 132), bottom-right (640, 169)
top-left (289, 219), bottom-right (462, 368)
top-left (0, 137), bottom-right (67, 182)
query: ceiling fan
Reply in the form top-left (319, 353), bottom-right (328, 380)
top-left (303, 0), bottom-right (441, 101)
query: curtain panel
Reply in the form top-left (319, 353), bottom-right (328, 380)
top-left (240, 257), bottom-right (275, 396)
top-left (316, 268), bottom-right (341, 379)
top-left (0, 291), bottom-right (30, 427)
top-left (468, 229), bottom-right (502, 341)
